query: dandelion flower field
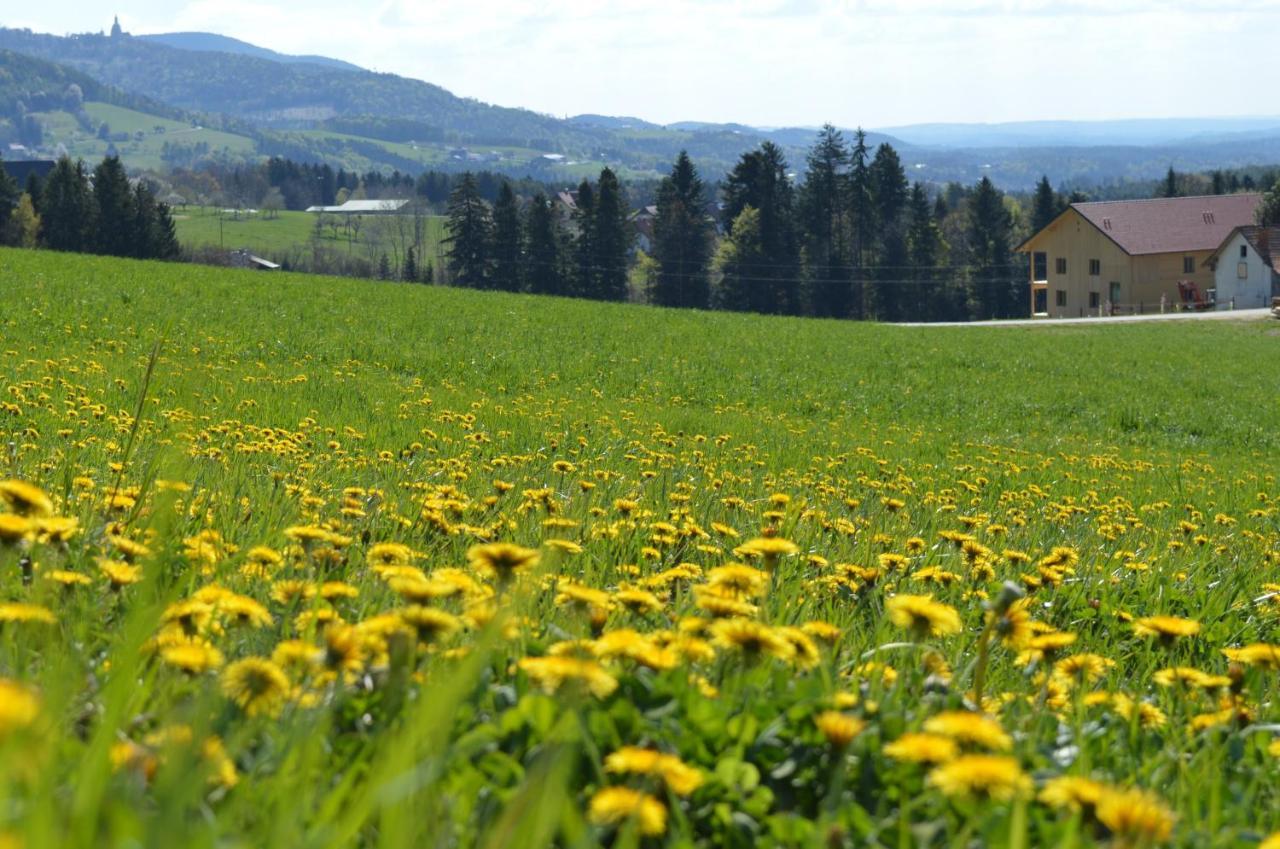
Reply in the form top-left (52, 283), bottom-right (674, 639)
top-left (2, 248), bottom-right (1280, 847)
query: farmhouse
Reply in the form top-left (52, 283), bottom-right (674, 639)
top-left (1204, 225), bottom-right (1280, 310)
top-left (1017, 193), bottom-right (1261, 317)
top-left (305, 199), bottom-right (410, 215)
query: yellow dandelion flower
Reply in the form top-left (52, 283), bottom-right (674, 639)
top-left (0, 480), bottom-right (54, 518)
top-left (814, 711), bottom-right (865, 747)
top-left (467, 542), bottom-right (540, 583)
top-left (927, 755), bottom-right (1031, 800)
top-left (519, 656), bottom-right (618, 698)
top-left (923, 711), bottom-right (1013, 751)
top-left (221, 658), bottom-right (290, 717)
top-left (1094, 787), bottom-right (1175, 844)
top-left (883, 732), bottom-right (958, 764)
top-left (1133, 616), bottom-right (1200, 642)
top-left (588, 786), bottom-right (666, 836)
top-left (709, 618), bottom-right (795, 661)
top-left (0, 603), bottom-right (55, 626)
top-left (885, 594), bottom-right (963, 638)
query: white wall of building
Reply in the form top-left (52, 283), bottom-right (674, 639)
top-left (1213, 232), bottom-right (1276, 310)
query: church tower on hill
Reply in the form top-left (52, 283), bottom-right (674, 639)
top-left (110, 16), bottom-right (123, 38)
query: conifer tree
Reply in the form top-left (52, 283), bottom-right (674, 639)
top-left (443, 173), bottom-right (492, 288)
top-left (591, 168), bottom-right (631, 301)
top-left (570, 179), bottom-right (596, 297)
top-left (867, 143), bottom-right (909, 319)
top-left (1161, 166), bottom-right (1181, 198)
top-left (906, 183), bottom-right (950, 321)
top-left (130, 183), bottom-right (178, 259)
top-left (402, 246), bottom-right (418, 282)
top-left (966, 177), bottom-right (1015, 320)
top-left (490, 182), bottom-right (522, 292)
top-left (846, 129), bottom-right (873, 318)
top-left (798, 125), bottom-right (849, 317)
top-left (721, 143), bottom-right (799, 314)
top-left (1257, 178), bottom-right (1280, 227)
top-left (1030, 176), bottom-right (1061, 233)
top-left (524, 192), bottom-right (563, 295)
top-left (92, 156), bottom-right (135, 257)
top-left (651, 152), bottom-right (712, 309)
top-left (24, 172), bottom-right (44, 216)
top-left (0, 160), bottom-right (18, 243)
top-left (41, 157), bottom-right (94, 253)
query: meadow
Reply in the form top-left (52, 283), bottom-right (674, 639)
top-left (173, 207), bottom-right (449, 269)
top-left (1, 247), bottom-right (1279, 848)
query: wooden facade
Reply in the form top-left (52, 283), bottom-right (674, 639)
top-left (1017, 194), bottom-right (1262, 317)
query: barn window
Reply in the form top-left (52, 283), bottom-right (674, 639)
top-left (1055, 258), bottom-right (1067, 274)
top-left (1238, 262), bottom-right (1249, 279)
top-left (1240, 245), bottom-right (1248, 258)
top-left (1089, 259), bottom-right (1100, 276)
top-left (1183, 256), bottom-right (1195, 274)
top-left (1055, 290), bottom-right (1067, 307)
top-left (1033, 252), bottom-right (1047, 281)
top-left (1089, 292), bottom-right (1100, 309)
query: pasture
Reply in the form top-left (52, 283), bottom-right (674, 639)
top-left (1, 248), bottom-right (1278, 848)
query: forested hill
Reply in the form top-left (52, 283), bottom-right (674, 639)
top-left (0, 49), bottom-right (183, 120)
top-left (0, 27), bottom-right (599, 148)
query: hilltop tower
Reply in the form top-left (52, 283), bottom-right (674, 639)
top-left (110, 16), bottom-right (123, 38)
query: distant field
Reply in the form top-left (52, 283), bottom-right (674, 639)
top-left (27, 101), bottom-right (257, 171)
top-left (173, 206), bottom-right (448, 267)
top-left (1, 248), bottom-right (1279, 846)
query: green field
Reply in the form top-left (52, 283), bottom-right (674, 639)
top-left (174, 206), bottom-right (449, 267)
top-left (28, 101), bottom-right (257, 171)
top-left (2, 247), bottom-right (1279, 847)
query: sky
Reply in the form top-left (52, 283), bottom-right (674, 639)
top-left (8, 1), bottom-right (1280, 128)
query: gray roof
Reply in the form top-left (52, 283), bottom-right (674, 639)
top-left (307, 199), bottom-right (410, 214)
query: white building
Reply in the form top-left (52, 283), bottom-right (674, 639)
top-left (305, 199), bottom-right (410, 215)
top-left (1204, 225), bottom-right (1280, 310)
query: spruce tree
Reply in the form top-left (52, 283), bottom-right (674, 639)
top-left (846, 129), bottom-right (873, 318)
top-left (0, 159), bottom-right (18, 244)
top-left (906, 183), bottom-right (948, 321)
top-left (721, 143), bottom-right (799, 314)
top-left (798, 125), bottom-right (849, 317)
top-left (402, 247), bottom-right (418, 283)
top-left (1161, 166), bottom-right (1181, 198)
top-left (966, 177), bottom-right (1015, 320)
top-left (92, 156), bottom-right (135, 257)
top-left (41, 157), bottom-right (94, 253)
top-left (651, 152), bottom-right (712, 309)
top-left (868, 143), bottom-right (909, 320)
top-left (443, 173), bottom-right (492, 288)
top-left (591, 168), bottom-right (631, 301)
top-left (1030, 176), bottom-right (1060, 233)
top-left (490, 182), bottom-right (522, 292)
top-left (524, 192), bottom-right (563, 295)
top-left (570, 179), bottom-right (596, 297)
top-left (24, 172), bottom-right (44, 216)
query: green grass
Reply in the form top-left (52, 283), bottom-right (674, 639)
top-left (1, 247), bottom-right (1279, 848)
top-left (173, 206), bottom-right (448, 266)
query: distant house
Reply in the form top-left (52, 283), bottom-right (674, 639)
top-left (1204, 225), bottom-right (1280, 310)
top-left (630, 205), bottom-right (658, 254)
top-left (552, 190), bottom-right (578, 226)
top-left (1016, 193), bottom-right (1262, 317)
top-left (230, 250), bottom-right (281, 271)
top-left (305, 199), bottom-right (410, 215)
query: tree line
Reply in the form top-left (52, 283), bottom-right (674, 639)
top-left (0, 155), bottom-right (178, 259)
top-left (442, 126), bottom-right (1027, 322)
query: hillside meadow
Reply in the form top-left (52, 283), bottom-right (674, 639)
top-left (1, 248), bottom-right (1279, 848)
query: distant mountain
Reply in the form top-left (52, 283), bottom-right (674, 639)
top-left (2, 26), bottom-right (1280, 191)
top-left (137, 32), bottom-right (364, 73)
top-left (875, 117), bottom-right (1280, 149)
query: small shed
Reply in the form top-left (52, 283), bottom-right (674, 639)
top-left (1204, 226), bottom-right (1280, 310)
top-left (231, 249), bottom-right (281, 271)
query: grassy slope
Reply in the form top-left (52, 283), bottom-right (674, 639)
top-left (2, 249), bottom-right (1279, 846)
top-left (27, 101), bottom-right (255, 170)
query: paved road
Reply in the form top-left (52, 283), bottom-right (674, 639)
top-left (898, 308), bottom-right (1273, 328)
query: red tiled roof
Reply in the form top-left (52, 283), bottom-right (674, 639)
top-left (1069, 193), bottom-right (1261, 256)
